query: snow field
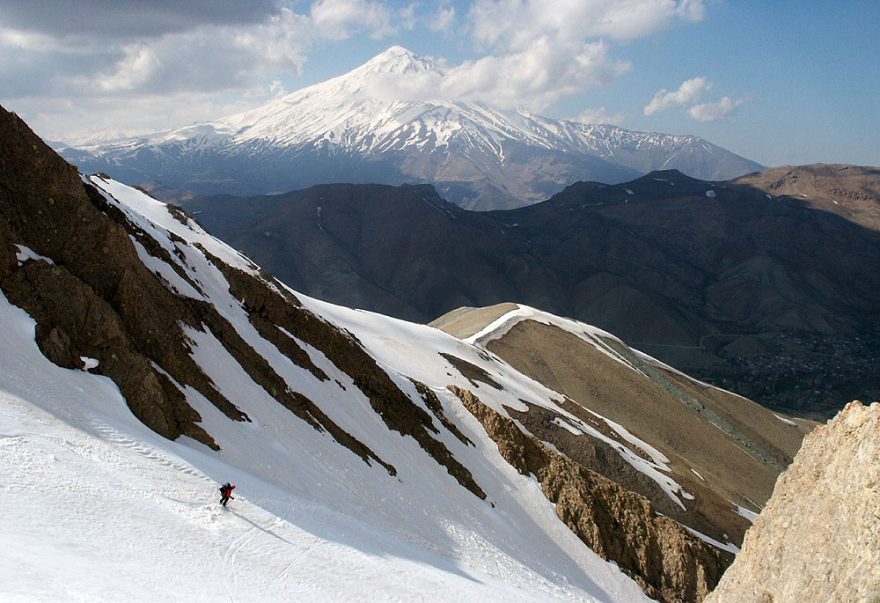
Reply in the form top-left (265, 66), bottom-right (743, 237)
top-left (0, 291), bottom-right (647, 601)
top-left (2, 177), bottom-right (654, 600)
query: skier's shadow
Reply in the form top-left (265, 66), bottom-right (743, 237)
top-left (228, 508), bottom-right (296, 546)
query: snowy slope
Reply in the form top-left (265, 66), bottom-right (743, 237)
top-left (0, 293), bottom-right (648, 602)
top-left (1, 173), bottom-right (675, 600)
top-left (63, 47), bottom-right (762, 209)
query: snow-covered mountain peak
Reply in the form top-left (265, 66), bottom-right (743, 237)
top-left (64, 47), bottom-right (763, 209)
top-left (358, 45), bottom-right (438, 76)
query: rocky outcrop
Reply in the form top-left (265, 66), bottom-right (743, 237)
top-left (0, 105), bottom-right (229, 448)
top-left (210, 257), bottom-right (486, 499)
top-left (449, 385), bottom-right (728, 603)
top-left (706, 401), bottom-right (880, 603)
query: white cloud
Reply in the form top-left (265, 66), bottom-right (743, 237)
top-left (643, 76), bottom-right (711, 115)
top-left (399, 3), bottom-right (419, 30)
top-left (676, 0), bottom-right (706, 21)
top-left (361, 38), bottom-right (629, 111)
top-left (269, 80), bottom-right (286, 97)
top-left (86, 8), bottom-right (313, 94)
top-left (444, 40), bottom-right (629, 110)
top-left (688, 96), bottom-right (747, 121)
top-left (644, 76), bottom-right (749, 122)
top-left (428, 3), bottom-right (456, 32)
top-left (469, 0), bottom-right (705, 49)
top-left (310, 0), bottom-right (395, 40)
top-left (573, 107), bottom-right (626, 126)
top-left (452, 0), bottom-right (702, 112)
top-left (0, 0), bottom-right (714, 142)
top-left (0, 5), bottom-right (319, 141)
top-left (12, 92), bottom-right (262, 145)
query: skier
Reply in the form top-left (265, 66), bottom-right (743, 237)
top-left (219, 482), bottom-right (236, 507)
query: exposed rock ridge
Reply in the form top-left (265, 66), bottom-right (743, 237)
top-left (213, 259), bottom-right (487, 499)
top-left (706, 400), bottom-right (880, 603)
top-left (506, 398), bottom-right (741, 545)
top-left (0, 105), bottom-right (234, 448)
top-left (439, 352), bottom-right (503, 390)
top-left (0, 105), bottom-right (431, 479)
top-left (449, 385), bottom-right (728, 603)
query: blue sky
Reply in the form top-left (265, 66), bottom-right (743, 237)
top-left (0, 0), bottom-right (876, 167)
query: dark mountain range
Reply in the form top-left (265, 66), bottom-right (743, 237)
top-left (59, 46), bottom-right (762, 211)
top-left (181, 169), bottom-right (880, 417)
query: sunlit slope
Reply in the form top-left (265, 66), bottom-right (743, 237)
top-left (433, 303), bottom-right (814, 545)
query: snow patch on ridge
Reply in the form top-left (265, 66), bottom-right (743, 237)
top-left (14, 244), bottom-right (54, 266)
top-left (465, 304), bottom-right (647, 376)
top-left (773, 413), bottom-right (797, 426)
top-left (684, 527), bottom-right (740, 555)
top-left (88, 175), bottom-right (264, 280)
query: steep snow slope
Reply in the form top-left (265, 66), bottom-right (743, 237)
top-left (0, 293), bottom-right (648, 602)
top-left (1, 103), bottom-right (736, 601)
top-left (1, 176), bottom-right (654, 601)
top-left (64, 47), bottom-right (761, 209)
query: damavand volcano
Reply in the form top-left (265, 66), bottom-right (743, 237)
top-left (61, 46), bottom-right (762, 210)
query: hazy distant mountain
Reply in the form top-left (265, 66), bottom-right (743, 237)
top-left (62, 46), bottom-right (762, 210)
top-left (180, 168), bottom-right (880, 416)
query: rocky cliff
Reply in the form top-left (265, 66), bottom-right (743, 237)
top-left (451, 385), bottom-right (728, 602)
top-left (706, 401), bottom-right (880, 602)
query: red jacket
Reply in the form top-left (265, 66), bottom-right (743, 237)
top-left (221, 484), bottom-right (235, 496)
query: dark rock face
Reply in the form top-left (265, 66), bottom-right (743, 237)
top-left (450, 385), bottom-right (729, 603)
top-left (182, 172), bottom-right (880, 417)
top-left (0, 105), bottom-right (222, 448)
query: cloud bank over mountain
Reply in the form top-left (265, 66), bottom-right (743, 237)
top-left (0, 0), bottom-right (707, 142)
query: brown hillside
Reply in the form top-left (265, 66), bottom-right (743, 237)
top-left (734, 163), bottom-right (880, 231)
top-left (434, 304), bottom-right (815, 548)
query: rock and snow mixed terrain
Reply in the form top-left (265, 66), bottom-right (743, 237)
top-left (0, 103), bottom-right (786, 602)
top-left (432, 303), bottom-right (813, 548)
top-left (0, 273), bottom-right (650, 602)
top-left (60, 46), bottom-right (762, 210)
